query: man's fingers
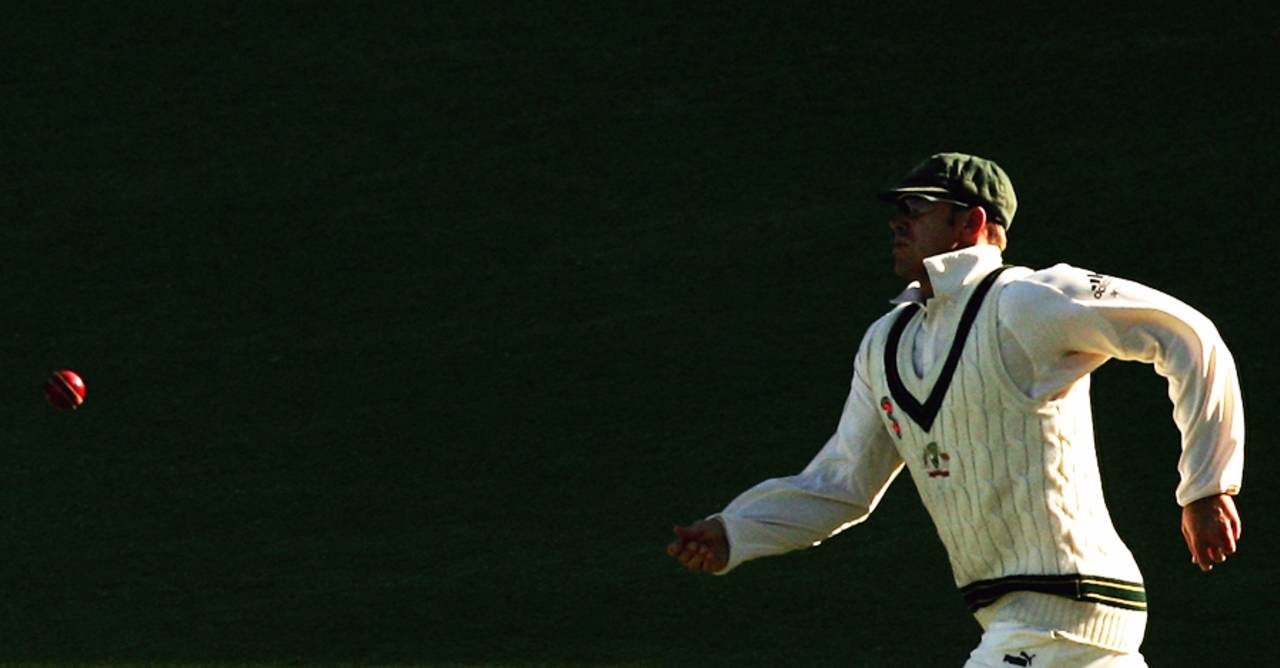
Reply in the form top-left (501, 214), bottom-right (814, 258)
top-left (1202, 528), bottom-right (1238, 559)
top-left (1193, 540), bottom-right (1235, 571)
top-left (683, 543), bottom-right (714, 571)
top-left (1190, 539), bottom-right (1211, 570)
top-left (692, 545), bottom-right (721, 572)
top-left (1221, 495), bottom-right (1243, 540)
top-left (676, 542), bottom-right (708, 568)
top-left (669, 520), bottom-right (727, 573)
top-left (672, 541), bottom-right (721, 572)
top-left (1197, 544), bottom-right (1215, 570)
top-left (669, 526), bottom-right (698, 566)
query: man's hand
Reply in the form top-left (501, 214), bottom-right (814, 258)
top-left (1181, 494), bottom-right (1242, 572)
top-left (667, 518), bottom-right (729, 573)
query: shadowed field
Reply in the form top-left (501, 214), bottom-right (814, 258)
top-left (2, 4), bottom-right (1276, 666)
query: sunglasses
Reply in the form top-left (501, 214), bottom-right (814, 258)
top-left (895, 195), bottom-right (972, 218)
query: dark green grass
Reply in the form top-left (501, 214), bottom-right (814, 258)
top-left (0, 3), bottom-right (1276, 665)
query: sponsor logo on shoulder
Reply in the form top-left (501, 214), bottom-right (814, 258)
top-left (1087, 272), bottom-right (1117, 299)
top-left (1003, 651), bottom-right (1036, 666)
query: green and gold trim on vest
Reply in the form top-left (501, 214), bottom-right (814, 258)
top-left (960, 574), bottom-right (1147, 612)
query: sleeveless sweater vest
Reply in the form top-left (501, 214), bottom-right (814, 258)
top-left (865, 267), bottom-right (1147, 616)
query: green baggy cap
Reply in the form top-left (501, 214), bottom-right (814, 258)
top-left (878, 152), bottom-right (1017, 228)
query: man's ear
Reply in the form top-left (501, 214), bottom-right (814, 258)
top-left (961, 205), bottom-right (988, 243)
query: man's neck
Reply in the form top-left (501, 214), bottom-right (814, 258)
top-left (917, 279), bottom-right (935, 300)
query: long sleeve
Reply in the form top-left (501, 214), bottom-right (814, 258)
top-left (714, 342), bottom-right (906, 573)
top-left (998, 265), bottom-right (1244, 506)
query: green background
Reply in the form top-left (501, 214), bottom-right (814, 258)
top-left (3, 4), bottom-right (1276, 666)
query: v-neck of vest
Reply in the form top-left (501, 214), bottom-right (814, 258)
top-left (900, 304), bottom-right (950, 386)
top-left (885, 266), bottom-right (1009, 433)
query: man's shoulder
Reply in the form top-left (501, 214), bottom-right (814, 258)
top-left (1003, 262), bottom-right (1116, 304)
top-left (867, 301), bottom-right (917, 333)
top-left (852, 303), bottom-right (917, 358)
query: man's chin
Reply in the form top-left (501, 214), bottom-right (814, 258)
top-left (892, 258), bottom-right (920, 281)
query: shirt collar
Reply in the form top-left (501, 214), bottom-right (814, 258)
top-left (889, 245), bottom-right (1004, 306)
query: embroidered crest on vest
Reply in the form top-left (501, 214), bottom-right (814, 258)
top-left (923, 442), bottom-right (951, 478)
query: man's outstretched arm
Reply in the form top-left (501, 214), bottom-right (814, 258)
top-left (664, 336), bottom-right (905, 575)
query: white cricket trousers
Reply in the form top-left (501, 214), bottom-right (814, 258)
top-left (963, 621), bottom-right (1148, 667)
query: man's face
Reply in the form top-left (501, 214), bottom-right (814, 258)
top-left (888, 196), bottom-right (968, 282)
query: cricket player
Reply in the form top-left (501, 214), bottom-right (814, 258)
top-left (666, 153), bottom-right (1244, 666)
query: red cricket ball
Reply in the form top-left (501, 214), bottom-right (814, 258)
top-left (45, 369), bottom-right (87, 410)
